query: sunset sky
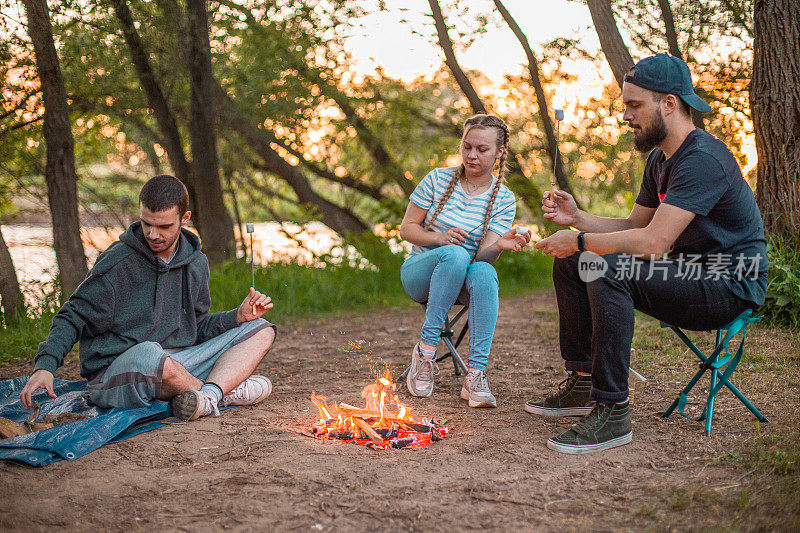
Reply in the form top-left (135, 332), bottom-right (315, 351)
top-left (346, 0), bottom-right (599, 82)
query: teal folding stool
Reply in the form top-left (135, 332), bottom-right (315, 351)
top-left (661, 308), bottom-right (769, 436)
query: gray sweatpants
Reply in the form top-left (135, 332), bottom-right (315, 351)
top-left (87, 319), bottom-right (274, 408)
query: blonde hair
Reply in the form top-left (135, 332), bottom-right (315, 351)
top-left (424, 114), bottom-right (509, 257)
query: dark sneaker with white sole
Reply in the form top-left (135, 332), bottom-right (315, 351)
top-left (546, 401), bottom-right (632, 454)
top-left (524, 371), bottom-right (593, 416)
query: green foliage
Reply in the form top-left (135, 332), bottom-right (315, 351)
top-left (611, 0), bottom-right (754, 167)
top-left (760, 233), bottom-right (800, 330)
top-left (494, 247), bottom-right (554, 295)
top-left (0, 279), bottom-right (61, 365)
top-left (0, 313), bottom-right (55, 366)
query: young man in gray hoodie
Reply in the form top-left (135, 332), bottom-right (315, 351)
top-left (20, 175), bottom-right (276, 421)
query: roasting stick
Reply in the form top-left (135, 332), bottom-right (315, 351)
top-left (247, 223), bottom-right (256, 315)
top-left (550, 108), bottom-right (564, 198)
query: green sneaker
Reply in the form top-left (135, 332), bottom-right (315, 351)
top-left (546, 401), bottom-right (632, 454)
top-left (524, 371), bottom-right (593, 416)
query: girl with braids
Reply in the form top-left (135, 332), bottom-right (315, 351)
top-left (399, 114), bottom-right (531, 407)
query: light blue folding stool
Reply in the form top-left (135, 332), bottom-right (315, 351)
top-left (661, 308), bottom-right (769, 436)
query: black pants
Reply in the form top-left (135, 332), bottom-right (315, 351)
top-left (553, 253), bottom-right (754, 403)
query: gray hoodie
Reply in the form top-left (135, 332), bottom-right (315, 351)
top-left (34, 222), bottom-right (239, 380)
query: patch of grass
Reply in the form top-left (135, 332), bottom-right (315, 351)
top-left (734, 489), bottom-right (749, 509)
top-left (208, 246), bottom-right (552, 321)
top-left (0, 314), bottom-right (56, 365)
top-left (669, 486), bottom-right (707, 511)
top-left (0, 280), bottom-right (62, 365)
top-left (747, 432), bottom-right (800, 476)
top-left (634, 503), bottom-right (656, 518)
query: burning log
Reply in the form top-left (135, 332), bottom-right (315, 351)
top-left (375, 425), bottom-right (399, 440)
top-left (328, 429), bottom-right (355, 440)
top-left (352, 417), bottom-right (383, 444)
top-left (389, 436), bottom-right (417, 449)
top-left (337, 403), bottom-right (380, 417)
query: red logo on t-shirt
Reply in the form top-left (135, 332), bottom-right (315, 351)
top-left (658, 193), bottom-right (666, 203)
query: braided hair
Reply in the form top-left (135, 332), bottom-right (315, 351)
top-left (424, 114), bottom-right (510, 258)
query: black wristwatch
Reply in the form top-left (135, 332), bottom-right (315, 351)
top-left (577, 231), bottom-right (587, 252)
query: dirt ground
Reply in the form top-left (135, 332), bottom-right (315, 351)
top-left (1, 290), bottom-right (798, 532)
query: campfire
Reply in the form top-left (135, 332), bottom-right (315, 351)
top-left (311, 371), bottom-right (448, 449)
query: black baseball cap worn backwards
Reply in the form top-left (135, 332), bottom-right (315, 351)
top-left (624, 53), bottom-right (712, 113)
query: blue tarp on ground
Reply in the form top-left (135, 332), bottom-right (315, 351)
top-left (0, 377), bottom-right (171, 466)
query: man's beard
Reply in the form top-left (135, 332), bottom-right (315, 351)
top-left (633, 110), bottom-right (668, 153)
top-left (147, 231), bottom-right (179, 253)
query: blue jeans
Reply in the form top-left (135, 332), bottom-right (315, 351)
top-left (400, 245), bottom-right (499, 372)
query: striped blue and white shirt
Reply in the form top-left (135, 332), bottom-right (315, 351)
top-left (409, 167), bottom-right (516, 257)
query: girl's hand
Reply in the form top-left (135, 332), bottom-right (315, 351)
top-left (438, 227), bottom-right (469, 246)
top-left (496, 227), bottom-right (531, 252)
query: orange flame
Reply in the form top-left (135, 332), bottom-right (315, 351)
top-left (310, 392), bottom-right (332, 421)
top-left (310, 370), bottom-right (446, 449)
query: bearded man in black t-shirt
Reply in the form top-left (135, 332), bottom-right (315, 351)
top-left (529, 53), bottom-right (768, 454)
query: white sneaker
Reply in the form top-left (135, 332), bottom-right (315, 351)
top-left (171, 389), bottom-right (220, 421)
top-left (406, 343), bottom-right (437, 398)
top-left (461, 370), bottom-right (497, 408)
top-left (220, 375), bottom-right (272, 407)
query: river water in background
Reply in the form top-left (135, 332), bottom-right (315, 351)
top-left (5, 222), bottom-right (536, 307)
top-left (3, 222), bottom-right (364, 306)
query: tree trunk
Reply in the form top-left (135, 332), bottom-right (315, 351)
top-left (22, 0), bottom-right (87, 296)
top-left (110, 0), bottom-right (197, 209)
top-left (216, 89), bottom-right (368, 235)
top-left (185, 0), bottom-right (235, 265)
top-left (656, 0), bottom-right (705, 129)
top-left (426, 0), bottom-right (544, 216)
top-left (427, 0), bottom-right (485, 114)
top-left (586, 0), bottom-right (635, 91)
top-left (493, 0), bottom-right (576, 197)
top-left (751, 0), bottom-right (800, 238)
top-left (221, 161), bottom-right (248, 259)
top-left (0, 226), bottom-right (24, 320)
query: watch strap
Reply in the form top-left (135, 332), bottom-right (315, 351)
top-left (577, 231), bottom-right (586, 252)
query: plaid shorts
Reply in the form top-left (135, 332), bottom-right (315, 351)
top-left (87, 319), bottom-right (274, 408)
